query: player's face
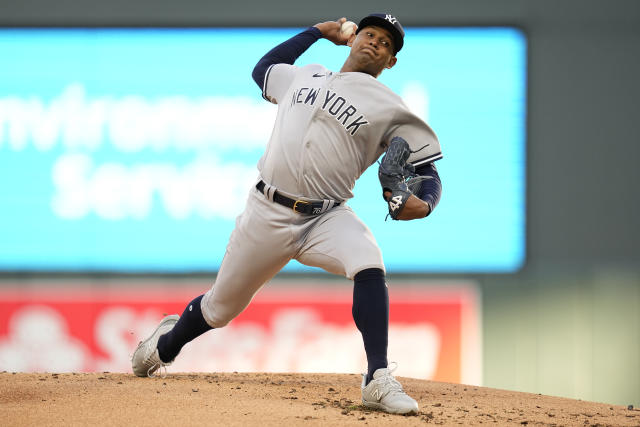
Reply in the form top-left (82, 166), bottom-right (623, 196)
top-left (347, 26), bottom-right (397, 77)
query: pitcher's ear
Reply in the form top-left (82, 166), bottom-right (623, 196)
top-left (347, 33), bottom-right (356, 47)
top-left (386, 56), bottom-right (398, 70)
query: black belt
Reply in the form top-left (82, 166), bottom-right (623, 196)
top-left (256, 180), bottom-right (341, 215)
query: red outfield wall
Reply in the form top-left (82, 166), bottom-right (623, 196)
top-left (0, 281), bottom-right (481, 385)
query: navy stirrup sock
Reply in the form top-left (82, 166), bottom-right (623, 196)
top-left (352, 268), bottom-right (389, 384)
top-left (157, 294), bottom-right (213, 363)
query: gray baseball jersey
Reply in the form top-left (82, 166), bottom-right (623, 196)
top-left (200, 63), bottom-right (442, 328)
top-left (259, 63), bottom-right (442, 201)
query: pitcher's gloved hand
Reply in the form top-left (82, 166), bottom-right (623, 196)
top-left (378, 136), bottom-right (413, 220)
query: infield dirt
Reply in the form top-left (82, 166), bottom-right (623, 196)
top-left (1, 372), bottom-right (637, 426)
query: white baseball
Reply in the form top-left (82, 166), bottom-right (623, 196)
top-left (340, 21), bottom-right (357, 38)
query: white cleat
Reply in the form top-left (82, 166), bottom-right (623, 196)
top-left (361, 363), bottom-right (419, 415)
top-left (131, 314), bottom-right (179, 377)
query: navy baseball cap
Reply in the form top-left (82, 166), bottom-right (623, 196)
top-left (356, 13), bottom-right (405, 55)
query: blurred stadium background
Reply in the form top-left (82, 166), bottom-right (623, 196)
top-left (0, 0), bottom-right (638, 408)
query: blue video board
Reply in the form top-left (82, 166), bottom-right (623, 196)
top-left (0, 28), bottom-right (526, 272)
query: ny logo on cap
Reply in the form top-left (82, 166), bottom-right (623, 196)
top-left (385, 14), bottom-right (398, 24)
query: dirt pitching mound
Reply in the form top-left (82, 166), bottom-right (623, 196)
top-left (1, 372), bottom-right (637, 426)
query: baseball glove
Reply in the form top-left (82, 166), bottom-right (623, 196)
top-left (378, 136), bottom-right (415, 220)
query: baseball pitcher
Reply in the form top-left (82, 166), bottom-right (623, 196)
top-left (132, 13), bottom-right (443, 415)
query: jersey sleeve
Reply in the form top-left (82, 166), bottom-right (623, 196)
top-left (252, 27), bottom-right (322, 92)
top-left (262, 63), bottom-right (298, 104)
top-left (385, 108), bottom-right (443, 166)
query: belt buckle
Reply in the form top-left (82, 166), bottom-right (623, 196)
top-left (292, 199), bottom-right (310, 214)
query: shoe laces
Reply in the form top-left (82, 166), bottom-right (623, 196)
top-left (377, 362), bottom-right (404, 394)
top-left (144, 347), bottom-right (170, 379)
top-left (148, 362), bottom-right (168, 379)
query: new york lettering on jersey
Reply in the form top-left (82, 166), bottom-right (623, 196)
top-left (290, 85), bottom-right (369, 136)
